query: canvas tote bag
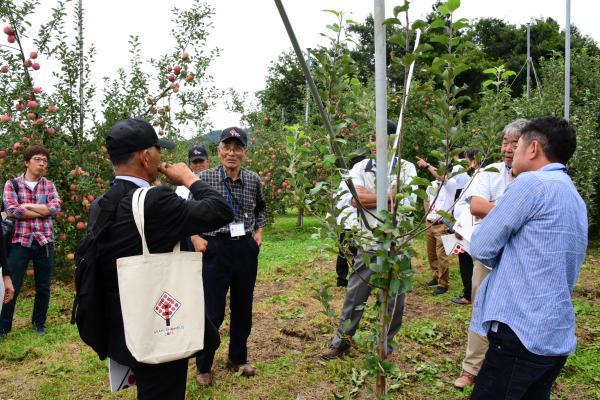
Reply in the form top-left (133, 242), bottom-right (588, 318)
top-left (117, 187), bottom-right (205, 364)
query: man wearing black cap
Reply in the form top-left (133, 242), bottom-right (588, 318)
top-left (175, 144), bottom-right (210, 199)
top-left (89, 118), bottom-right (233, 399)
top-left (195, 126), bottom-right (267, 385)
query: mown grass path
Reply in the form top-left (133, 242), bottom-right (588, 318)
top-left (0, 216), bottom-right (598, 399)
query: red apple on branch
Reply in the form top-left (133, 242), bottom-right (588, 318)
top-left (7, 34), bottom-right (16, 43)
top-left (32, 62), bottom-right (40, 70)
top-left (3, 26), bottom-right (13, 35)
top-left (27, 100), bottom-right (38, 109)
top-left (0, 65), bottom-right (8, 73)
top-left (0, 115), bottom-right (10, 123)
top-left (33, 86), bottom-right (42, 94)
top-left (47, 105), bottom-right (57, 112)
top-left (29, 51), bottom-right (38, 59)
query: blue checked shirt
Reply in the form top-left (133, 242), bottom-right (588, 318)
top-left (470, 163), bottom-right (588, 356)
top-left (198, 166), bottom-right (267, 236)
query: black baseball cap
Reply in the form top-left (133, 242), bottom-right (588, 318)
top-left (188, 145), bottom-right (208, 162)
top-left (106, 118), bottom-right (175, 157)
top-left (219, 127), bottom-right (247, 147)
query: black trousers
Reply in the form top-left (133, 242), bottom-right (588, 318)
top-left (471, 322), bottom-right (568, 400)
top-left (132, 358), bottom-right (188, 400)
top-left (196, 235), bottom-right (259, 373)
top-left (458, 252), bottom-right (473, 301)
top-left (334, 230), bottom-right (357, 286)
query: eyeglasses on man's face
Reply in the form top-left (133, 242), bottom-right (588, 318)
top-left (31, 157), bottom-right (48, 164)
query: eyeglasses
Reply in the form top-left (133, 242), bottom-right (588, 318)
top-left (31, 157), bottom-right (48, 164)
top-left (220, 144), bottom-right (245, 154)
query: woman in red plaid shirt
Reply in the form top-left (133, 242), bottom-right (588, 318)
top-left (0, 146), bottom-right (61, 337)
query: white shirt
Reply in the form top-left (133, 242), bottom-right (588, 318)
top-left (345, 157), bottom-right (417, 232)
top-left (454, 172), bottom-right (478, 219)
top-left (464, 161), bottom-right (510, 203)
top-left (175, 186), bottom-right (190, 199)
top-left (452, 163), bottom-right (470, 190)
top-left (426, 178), bottom-right (458, 222)
top-left (335, 180), bottom-right (359, 230)
top-left (24, 180), bottom-right (38, 191)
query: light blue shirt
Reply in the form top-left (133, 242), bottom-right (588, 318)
top-left (470, 163), bottom-right (588, 356)
top-left (115, 175), bottom-right (150, 187)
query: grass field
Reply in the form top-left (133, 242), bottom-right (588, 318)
top-left (0, 215), bottom-right (598, 399)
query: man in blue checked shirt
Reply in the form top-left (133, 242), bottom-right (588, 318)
top-left (469, 116), bottom-right (588, 400)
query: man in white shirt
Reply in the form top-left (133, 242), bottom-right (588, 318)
top-left (322, 122), bottom-right (417, 359)
top-left (453, 119), bottom-right (529, 390)
top-left (423, 177), bottom-right (457, 295)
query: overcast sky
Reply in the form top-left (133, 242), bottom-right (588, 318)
top-left (18, 1), bottom-right (600, 137)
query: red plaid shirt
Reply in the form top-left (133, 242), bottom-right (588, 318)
top-left (3, 174), bottom-right (61, 247)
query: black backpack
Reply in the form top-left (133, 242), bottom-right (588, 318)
top-left (70, 182), bottom-right (132, 360)
top-left (1, 179), bottom-right (20, 252)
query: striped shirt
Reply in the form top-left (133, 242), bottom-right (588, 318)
top-left (470, 163), bottom-right (588, 356)
top-left (3, 175), bottom-right (61, 247)
top-left (198, 166), bottom-right (267, 235)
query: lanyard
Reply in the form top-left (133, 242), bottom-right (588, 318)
top-left (220, 167), bottom-right (244, 220)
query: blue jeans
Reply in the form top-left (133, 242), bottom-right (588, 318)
top-left (471, 322), bottom-right (567, 400)
top-left (0, 242), bottom-right (54, 333)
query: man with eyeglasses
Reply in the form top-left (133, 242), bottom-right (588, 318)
top-left (0, 146), bottom-right (61, 337)
top-left (195, 127), bottom-right (267, 385)
top-left (453, 119), bottom-right (529, 390)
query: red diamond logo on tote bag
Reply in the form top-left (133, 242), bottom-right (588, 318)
top-left (154, 292), bottom-right (181, 327)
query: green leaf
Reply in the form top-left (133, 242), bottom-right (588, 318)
top-left (482, 67), bottom-right (497, 75)
top-left (412, 20), bottom-right (427, 31)
top-left (393, 2), bottom-right (409, 16)
top-left (429, 18), bottom-right (446, 30)
top-left (430, 34), bottom-right (449, 46)
top-left (384, 17), bottom-right (402, 26)
top-left (452, 18), bottom-right (469, 30)
top-left (322, 9), bottom-right (340, 17)
top-left (437, 4), bottom-right (450, 15)
top-left (446, 0), bottom-right (461, 13)
top-left (410, 176), bottom-right (431, 187)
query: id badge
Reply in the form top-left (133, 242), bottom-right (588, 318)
top-left (229, 222), bottom-right (245, 237)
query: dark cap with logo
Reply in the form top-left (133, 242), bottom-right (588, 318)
top-left (188, 145), bottom-right (208, 162)
top-left (219, 127), bottom-right (247, 147)
top-left (106, 118), bottom-right (175, 157)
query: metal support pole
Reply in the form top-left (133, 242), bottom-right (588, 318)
top-left (526, 24), bottom-right (530, 99)
top-left (304, 49), bottom-right (311, 127)
top-left (564, 0), bottom-right (571, 120)
top-left (374, 0), bottom-right (388, 215)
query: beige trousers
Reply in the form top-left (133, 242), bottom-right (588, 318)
top-left (462, 260), bottom-right (491, 376)
top-left (425, 222), bottom-right (450, 288)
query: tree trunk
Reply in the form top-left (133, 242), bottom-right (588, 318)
top-left (297, 206), bottom-right (304, 228)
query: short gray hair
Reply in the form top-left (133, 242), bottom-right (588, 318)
top-left (502, 118), bottom-right (529, 138)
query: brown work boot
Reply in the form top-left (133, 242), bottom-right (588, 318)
top-left (196, 372), bottom-right (213, 386)
top-left (226, 360), bottom-right (256, 377)
top-left (454, 370), bottom-right (476, 390)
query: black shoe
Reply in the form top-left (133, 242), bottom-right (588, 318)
top-left (433, 286), bottom-right (448, 296)
top-left (426, 278), bottom-right (438, 287)
top-left (336, 278), bottom-right (348, 288)
top-left (33, 325), bottom-right (46, 336)
top-left (451, 295), bottom-right (471, 305)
